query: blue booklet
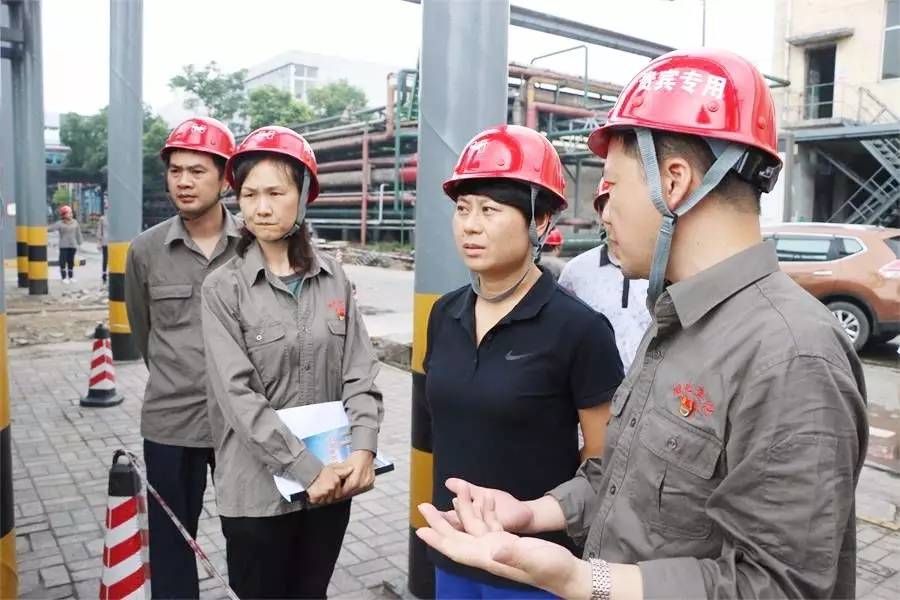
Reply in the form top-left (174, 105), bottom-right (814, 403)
top-left (274, 402), bottom-right (394, 503)
top-left (302, 425), bottom-right (394, 477)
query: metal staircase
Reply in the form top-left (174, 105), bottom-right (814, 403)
top-left (828, 88), bottom-right (900, 226)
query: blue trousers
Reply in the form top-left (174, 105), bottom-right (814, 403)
top-left (436, 568), bottom-right (557, 599)
top-left (143, 440), bottom-right (215, 600)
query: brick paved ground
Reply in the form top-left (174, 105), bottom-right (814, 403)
top-left (7, 341), bottom-right (900, 599)
top-left (8, 342), bottom-right (411, 599)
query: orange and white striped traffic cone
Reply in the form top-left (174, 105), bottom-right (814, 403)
top-left (81, 323), bottom-right (123, 407)
top-left (100, 451), bottom-right (149, 600)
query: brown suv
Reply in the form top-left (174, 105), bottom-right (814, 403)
top-left (761, 223), bottom-right (900, 351)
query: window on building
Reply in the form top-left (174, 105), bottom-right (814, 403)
top-left (804, 45), bottom-right (836, 119)
top-left (886, 0), bottom-right (900, 79)
top-left (292, 64), bottom-right (318, 100)
top-left (774, 236), bottom-right (834, 262)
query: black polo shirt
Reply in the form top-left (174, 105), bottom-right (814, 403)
top-left (424, 270), bottom-right (624, 586)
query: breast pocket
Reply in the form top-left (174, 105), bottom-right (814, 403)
top-left (149, 284), bottom-right (194, 330)
top-left (629, 408), bottom-right (722, 539)
top-left (325, 319), bottom-right (346, 368)
top-left (243, 322), bottom-right (287, 390)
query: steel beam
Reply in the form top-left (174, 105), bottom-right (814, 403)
top-left (403, 0), bottom-right (671, 57)
top-left (788, 123), bottom-right (900, 143)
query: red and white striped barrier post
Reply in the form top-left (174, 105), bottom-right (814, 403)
top-left (81, 323), bottom-right (124, 407)
top-left (100, 451), bottom-right (149, 599)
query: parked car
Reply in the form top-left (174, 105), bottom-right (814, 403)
top-left (761, 223), bottom-right (900, 351)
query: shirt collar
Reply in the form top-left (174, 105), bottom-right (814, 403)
top-left (164, 205), bottom-right (242, 246)
top-left (450, 269), bottom-right (557, 327)
top-left (239, 240), bottom-right (333, 287)
top-left (665, 241), bottom-right (779, 329)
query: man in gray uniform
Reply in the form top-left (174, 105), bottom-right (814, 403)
top-left (414, 49), bottom-right (867, 600)
top-left (124, 116), bottom-right (238, 599)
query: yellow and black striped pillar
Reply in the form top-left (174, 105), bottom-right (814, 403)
top-left (108, 242), bottom-right (139, 361)
top-left (408, 0), bottom-right (509, 596)
top-left (107, 0), bottom-right (143, 362)
top-left (26, 225), bottom-right (47, 295)
top-left (1, 245), bottom-right (18, 599)
top-left (15, 226), bottom-right (28, 288)
top-left (409, 293), bottom-right (439, 597)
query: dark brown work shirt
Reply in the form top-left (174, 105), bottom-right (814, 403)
top-left (550, 241), bottom-right (868, 599)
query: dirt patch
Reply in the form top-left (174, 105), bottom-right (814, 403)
top-left (6, 284), bottom-right (111, 347)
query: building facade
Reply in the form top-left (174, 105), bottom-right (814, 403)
top-left (245, 50), bottom-right (404, 108)
top-left (771, 0), bottom-right (900, 226)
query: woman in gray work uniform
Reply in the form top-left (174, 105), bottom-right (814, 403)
top-left (50, 204), bottom-right (83, 284)
top-left (201, 125), bottom-right (384, 599)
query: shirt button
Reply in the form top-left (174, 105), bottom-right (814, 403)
top-left (609, 484), bottom-right (617, 495)
top-left (629, 417), bottom-right (637, 427)
top-left (588, 551), bottom-right (597, 559)
top-left (255, 334), bottom-right (263, 341)
top-left (666, 436), bottom-right (678, 450)
top-left (651, 349), bottom-right (662, 359)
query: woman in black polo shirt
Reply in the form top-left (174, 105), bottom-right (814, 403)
top-left (424, 125), bottom-right (624, 599)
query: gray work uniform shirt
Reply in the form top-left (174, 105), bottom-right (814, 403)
top-left (200, 242), bottom-right (383, 518)
top-left (124, 208), bottom-right (241, 447)
top-left (549, 242), bottom-right (868, 599)
top-left (50, 219), bottom-right (84, 248)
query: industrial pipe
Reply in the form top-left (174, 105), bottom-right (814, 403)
top-left (361, 127), bottom-right (369, 245)
top-left (317, 155), bottom-right (417, 174)
top-left (527, 101), bottom-right (596, 128)
top-left (316, 167), bottom-right (417, 188)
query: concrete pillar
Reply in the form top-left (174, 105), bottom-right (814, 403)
top-left (107, 0), bottom-right (143, 361)
top-left (21, 0), bottom-right (48, 295)
top-left (781, 132), bottom-right (794, 224)
top-left (0, 9), bottom-right (19, 280)
top-left (0, 50), bottom-right (17, 600)
top-left (408, 0), bottom-right (510, 597)
top-left (793, 146), bottom-right (816, 221)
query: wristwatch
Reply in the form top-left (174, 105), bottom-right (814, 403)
top-left (590, 558), bottom-right (612, 600)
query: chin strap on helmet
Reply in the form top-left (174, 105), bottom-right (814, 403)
top-left (636, 127), bottom-right (747, 307)
top-left (281, 167), bottom-right (311, 240)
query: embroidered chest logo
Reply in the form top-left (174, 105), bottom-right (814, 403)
top-left (328, 299), bottom-right (346, 320)
top-left (673, 383), bottom-right (714, 418)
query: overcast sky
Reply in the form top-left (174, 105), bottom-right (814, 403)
top-left (38, 0), bottom-right (776, 116)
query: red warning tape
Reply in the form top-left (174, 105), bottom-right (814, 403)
top-left (119, 450), bottom-right (239, 600)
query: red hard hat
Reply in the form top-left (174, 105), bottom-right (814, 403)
top-left (545, 228), bottom-right (563, 246)
top-left (161, 117), bottom-right (236, 162)
top-left (588, 49), bottom-right (781, 188)
top-left (226, 126), bottom-right (320, 203)
top-left (443, 124), bottom-right (568, 210)
top-left (593, 178), bottom-right (610, 212)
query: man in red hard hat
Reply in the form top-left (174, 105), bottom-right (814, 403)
top-left (415, 49), bottom-right (867, 600)
top-left (539, 227), bottom-right (566, 280)
top-left (124, 116), bottom-right (240, 599)
top-left (559, 179), bottom-right (651, 370)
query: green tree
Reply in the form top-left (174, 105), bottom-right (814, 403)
top-left (142, 112), bottom-right (171, 190)
top-left (51, 186), bottom-right (71, 209)
top-left (169, 61), bottom-right (248, 130)
top-left (60, 107), bottom-right (175, 188)
top-left (60, 110), bottom-right (108, 174)
top-left (246, 85), bottom-right (314, 129)
top-left (307, 79), bottom-right (367, 118)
